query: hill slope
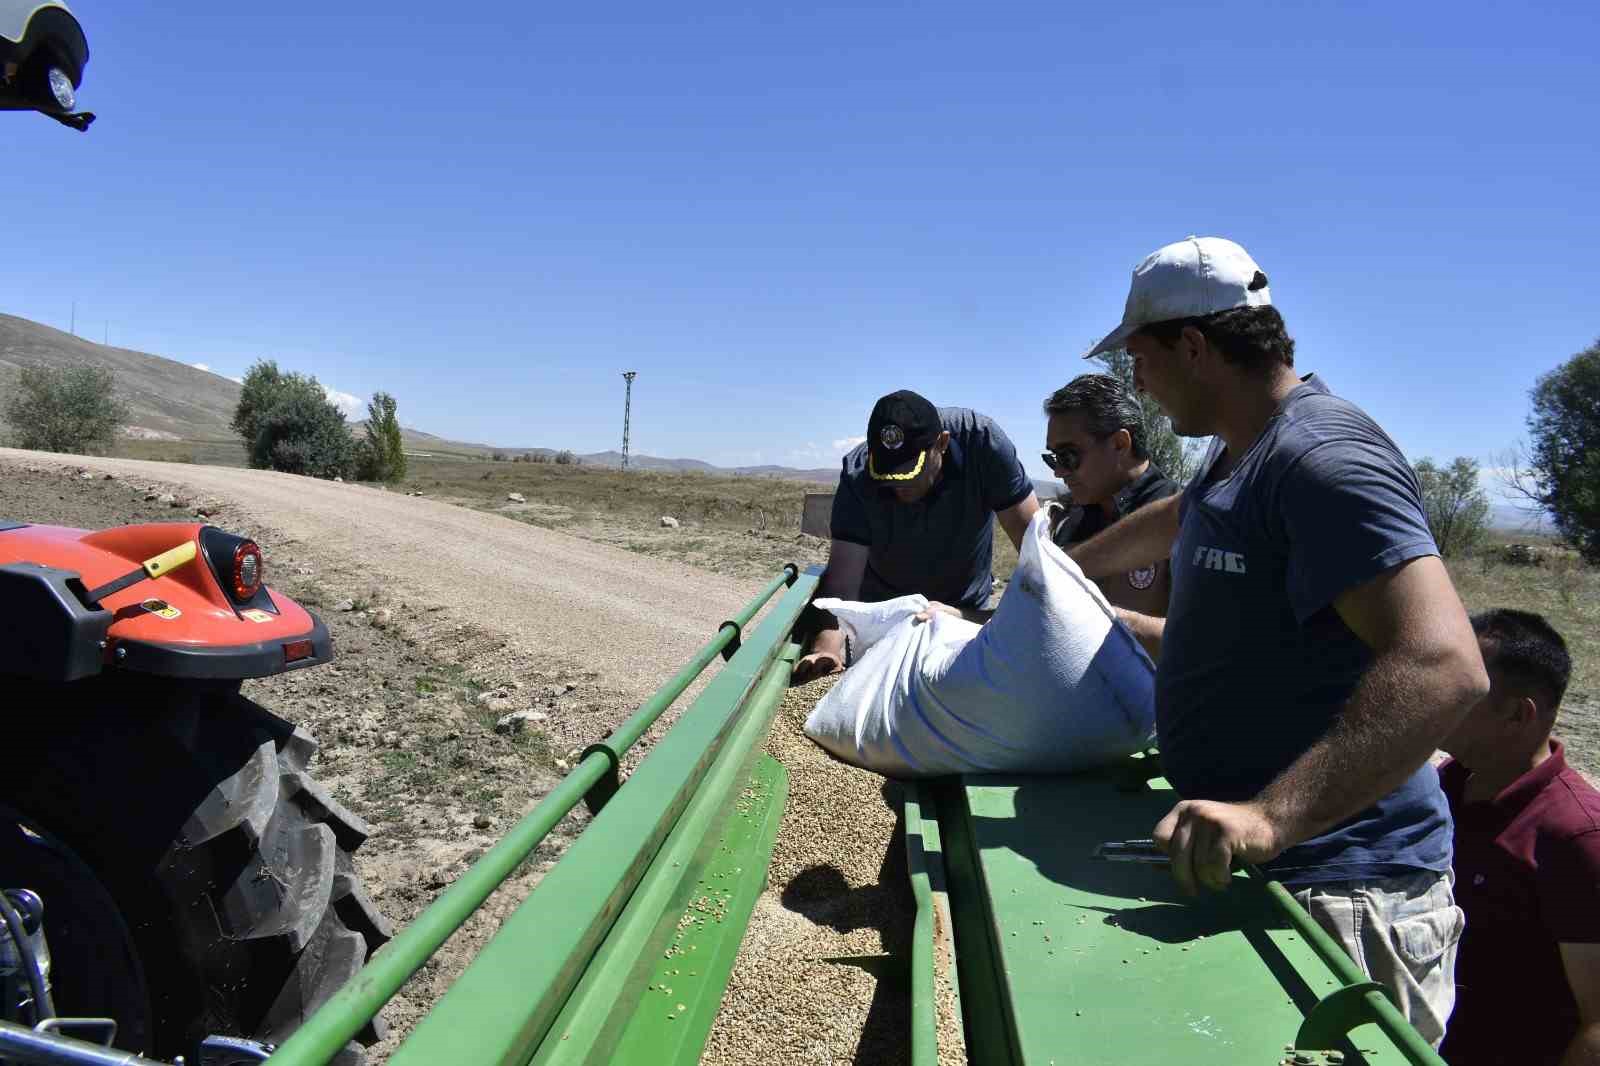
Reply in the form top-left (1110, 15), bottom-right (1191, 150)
top-left (0, 313), bottom-right (241, 439)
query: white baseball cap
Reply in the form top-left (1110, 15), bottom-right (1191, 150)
top-left (1084, 236), bottom-right (1272, 358)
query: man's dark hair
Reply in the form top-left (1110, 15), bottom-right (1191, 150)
top-left (1137, 305), bottom-right (1296, 375)
top-left (1042, 374), bottom-right (1148, 460)
top-left (1471, 608), bottom-right (1572, 717)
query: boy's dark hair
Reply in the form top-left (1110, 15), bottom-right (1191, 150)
top-left (1472, 608), bottom-right (1572, 718)
top-left (1042, 374), bottom-right (1149, 460)
top-left (1136, 305), bottom-right (1296, 375)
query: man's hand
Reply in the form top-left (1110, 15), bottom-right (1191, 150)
top-left (1153, 799), bottom-right (1287, 894)
top-left (791, 650), bottom-right (843, 685)
top-left (913, 601), bottom-right (964, 624)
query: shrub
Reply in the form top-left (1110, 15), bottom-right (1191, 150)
top-left (3, 362), bottom-right (128, 454)
top-left (1414, 456), bottom-right (1490, 557)
top-left (355, 391), bottom-right (407, 483)
top-left (234, 360), bottom-right (355, 478)
top-left (492, 451), bottom-right (508, 462)
top-left (249, 390), bottom-right (354, 479)
top-left (553, 450), bottom-right (577, 465)
top-left (529, 452), bottom-right (550, 464)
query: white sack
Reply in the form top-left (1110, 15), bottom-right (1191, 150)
top-left (803, 509), bottom-right (1156, 777)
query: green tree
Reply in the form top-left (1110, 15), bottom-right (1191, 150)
top-left (1093, 349), bottom-right (1206, 484)
top-left (233, 360), bottom-right (354, 477)
top-left (355, 391), bottom-right (407, 483)
top-left (1527, 339), bottom-right (1600, 562)
top-left (3, 362), bottom-right (129, 454)
top-left (1413, 456), bottom-right (1491, 557)
top-left (251, 391), bottom-right (354, 478)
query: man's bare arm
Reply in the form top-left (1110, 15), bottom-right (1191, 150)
top-left (1068, 493), bottom-right (1181, 579)
top-left (792, 540), bottom-right (868, 684)
top-left (996, 493), bottom-right (1040, 552)
top-left (1560, 942), bottom-right (1600, 1066)
top-left (1113, 606), bottom-right (1164, 660)
top-left (1155, 555), bottom-right (1488, 893)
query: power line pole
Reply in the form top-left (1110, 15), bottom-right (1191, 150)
top-left (69, 301), bottom-right (76, 337)
top-left (620, 371), bottom-right (638, 472)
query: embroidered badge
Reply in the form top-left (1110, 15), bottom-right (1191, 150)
top-left (1127, 565), bottom-right (1158, 591)
top-left (880, 424), bottom-right (905, 450)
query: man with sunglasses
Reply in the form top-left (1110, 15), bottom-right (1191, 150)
top-left (792, 389), bottom-right (1038, 685)
top-left (1043, 373), bottom-right (1179, 628)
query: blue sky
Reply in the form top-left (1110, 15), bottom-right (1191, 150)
top-left (4, 1), bottom-right (1595, 490)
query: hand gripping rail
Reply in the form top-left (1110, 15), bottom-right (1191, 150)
top-left (267, 563), bottom-right (815, 1066)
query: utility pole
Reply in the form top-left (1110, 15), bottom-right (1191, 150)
top-left (620, 371), bottom-right (638, 472)
top-left (69, 301), bottom-right (76, 337)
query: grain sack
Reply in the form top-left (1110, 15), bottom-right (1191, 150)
top-left (803, 509), bottom-right (1155, 776)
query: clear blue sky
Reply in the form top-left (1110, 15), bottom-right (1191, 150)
top-left (5, 1), bottom-right (1595, 486)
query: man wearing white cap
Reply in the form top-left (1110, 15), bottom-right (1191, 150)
top-left (1070, 236), bottom-right (1489, 1044)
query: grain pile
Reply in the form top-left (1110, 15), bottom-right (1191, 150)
top-left (702, 676), bottom-right (964, 1065)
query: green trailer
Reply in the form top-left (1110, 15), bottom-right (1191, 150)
top-left (263, 564), bottom-right (1447, 1066)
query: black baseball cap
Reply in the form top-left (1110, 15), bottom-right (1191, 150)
top-left (866, 390), bottom-right (941, 480)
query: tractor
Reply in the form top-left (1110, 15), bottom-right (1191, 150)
top-left (0, 518), bottom-right (392, 1065)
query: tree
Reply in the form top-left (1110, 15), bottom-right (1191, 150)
top-left (355, 391), bottom-right (407, 483)
top-left (233, 360), bottom-right (354, 478)
top-left (3, 362), bottom-right (129, 454)
top-left (1413, 457), bottom-right (1490, 557)
top-left (1093, 349), bottom-right (1207, 484)
top-left (1526, 340), bottom-right (1600, 563)
top-left (250, 391), bottom-right (354, 478)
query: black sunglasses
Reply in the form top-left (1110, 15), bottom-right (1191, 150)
top-left (1041, 447), bottom-right (1085, 473)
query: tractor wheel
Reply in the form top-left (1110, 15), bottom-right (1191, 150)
top-left (3, 676), bottom-right (392, 1064)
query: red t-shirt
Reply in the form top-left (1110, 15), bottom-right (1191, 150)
top-left (1439, 742), bottom-right (1600, 1065)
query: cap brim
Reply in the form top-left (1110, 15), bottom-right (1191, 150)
top-left (868, 448), bottom-right (928, 481)
top-left (1083, 320), bottom-right (1137, 360)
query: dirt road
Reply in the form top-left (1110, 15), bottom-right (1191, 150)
top-left (0, 449), bottom-right (758, 704)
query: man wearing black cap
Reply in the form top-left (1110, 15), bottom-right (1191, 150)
top-left (793, 389), bottom-right (1039, 684)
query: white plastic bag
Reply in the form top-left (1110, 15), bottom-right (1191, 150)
top-left (803, 510), bottom-right (1156, 777)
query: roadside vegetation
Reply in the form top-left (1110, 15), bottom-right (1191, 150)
top-left (2, 362), bottom-right (128, 454)
top-left (1512, 339), bottom-right (1600, 563)
top-left (1415, 456), bottom-right (1491, 558)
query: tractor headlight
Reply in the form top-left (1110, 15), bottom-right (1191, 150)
top-left (46, 67), bottom-right (75, 111)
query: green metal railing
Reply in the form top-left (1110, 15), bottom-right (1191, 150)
top-left (267, 564), bottom-right (812, 1066)
top-left (902, 785), bottom-right (941, 1066)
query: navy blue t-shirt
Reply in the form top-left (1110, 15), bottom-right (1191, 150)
top-left (831, 407), bottom-right (1034, 610)
top-left (1158, 375), bottom-right (1454, 885)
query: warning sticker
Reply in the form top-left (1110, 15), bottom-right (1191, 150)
top-left (140, 599), bottom-right (181, 620)
top-left (241, 609), bottom-right (274, 624)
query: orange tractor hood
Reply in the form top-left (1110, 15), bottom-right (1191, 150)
top-left (0, 522), bottom-right (330, 681)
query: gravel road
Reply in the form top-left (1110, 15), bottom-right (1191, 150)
top-left (0, 449), bottom-right (757, 703)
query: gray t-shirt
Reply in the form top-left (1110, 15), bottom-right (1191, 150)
top-left (1158, 375), bottom-right (1453, 884)
top-left (831, 407), bottom-right (1033, 610)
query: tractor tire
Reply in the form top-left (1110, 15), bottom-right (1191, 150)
top-left (4, 675), bottom-right (392, 1064)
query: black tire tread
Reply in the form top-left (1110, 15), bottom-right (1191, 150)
top-left (7, 677), bottom-right (391, 1063)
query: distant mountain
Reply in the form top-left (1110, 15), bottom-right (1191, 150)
top-left (1490, 502), bottom-right (1552, 534)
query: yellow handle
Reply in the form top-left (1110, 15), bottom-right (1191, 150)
top-left (142, 540), bottom-right (198, 579)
